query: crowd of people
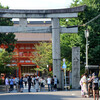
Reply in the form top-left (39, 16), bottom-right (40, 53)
top-left (80, 73), bottom-right (100, 100)
top-left (5, 75), bottom-right (59, 93)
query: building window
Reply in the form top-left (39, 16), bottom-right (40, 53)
top-left (25, 60), bottom-right (31, 63)
top-left (12, 60), bottom-right (16, 63)
top-left (19, 47), bottom-right (24, 49)
top-left (32, 47), bottom-right (35, 49)
top-left (20, 60), bottom-right (24, 63)
top-left (26, 47), bottom-right (31, 49)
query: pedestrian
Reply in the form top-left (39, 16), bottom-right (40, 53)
top-left (88, 75), bottom-right (93, 97)
top-left (5, 77), bottom-right (9, 93)
top-left (92, 73), bottom-right (99, 100)
top-left (9, 76), bottom-right (14, 91)
top-left (35, 77), bottom-right (39, 92)
top-left (79, 75), bottom-right (84, 97)
top-left (40, 77), bottom-right (46, 91)
top-left (54, 75), bottom-right (58, 91)
top-left (51, 77), bottom-right (54, 91)
top-left (81, 73), bottom-right (88, 98)
top-left (19, 77), bottom-right (23, 92)
top-left (32, 76), bottom-right (36, 88)
top-left (14, 77), bottom-right (19, 90)
top-left (28, 75), bottom-right (32, 92)
top-left (23, 76), bottom-right (27, 87)
top-left (47, 76), bottom-right (51, 91)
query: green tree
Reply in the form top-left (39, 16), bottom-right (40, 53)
top-left (0, 3), bottom-right (17, 77)
top-left (60, 33), bottom-right (81, 70)
top-left (60, 0), bottom-right (100, 74)
top-left (70, 0), bottom-right (100, 65)
top-left (31, 42), bottom-right (52, 75)
top-left (0, 49), bottom-right (15, 74)
top-left (0, 3), bottom-right (17, 53)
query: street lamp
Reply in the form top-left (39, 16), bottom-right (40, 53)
top-left (84, 29), bottom-right (89, 69)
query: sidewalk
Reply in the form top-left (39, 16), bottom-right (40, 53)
top-left (0, 84), bottom-right (49, 93)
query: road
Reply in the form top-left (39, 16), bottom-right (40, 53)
top-left (0, 84), bottom-right (99, 100)
top-left (0, 90), bottom-right (95, 100)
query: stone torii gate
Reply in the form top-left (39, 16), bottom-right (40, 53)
top-left (0, 5), bottom-right (86, 89)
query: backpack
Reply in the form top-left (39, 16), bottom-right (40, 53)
top-left (57, 79), bottom-right (59, 84)
top-left (41, 82), bottom-right (44, 87)
top-left (51, 78), bottom-right (54, 85)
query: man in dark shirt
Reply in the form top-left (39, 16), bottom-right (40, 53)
top-left (28, 76), bottom-right (32, 92)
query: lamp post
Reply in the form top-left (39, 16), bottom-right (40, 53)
top-left (84, 29), bottom-right (89, 70)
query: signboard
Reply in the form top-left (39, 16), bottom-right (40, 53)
top-left (62, 62), bottom-right (67, 69)
top-left (87, 65), bottom-right (99, 68)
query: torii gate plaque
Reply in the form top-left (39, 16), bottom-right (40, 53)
top-left (0, 5), bottom-right (86, 89)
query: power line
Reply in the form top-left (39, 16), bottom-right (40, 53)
top-left (80, 14), bottom-right (100, 26)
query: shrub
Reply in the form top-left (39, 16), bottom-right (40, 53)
top-left (0, 79), bottom-right (4, 85)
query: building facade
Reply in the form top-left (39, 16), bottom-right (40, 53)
top-left (9, 21), bottom-right (52, 77)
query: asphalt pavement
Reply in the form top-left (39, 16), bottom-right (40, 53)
top-left (0, 84), bottom-right (99, 100)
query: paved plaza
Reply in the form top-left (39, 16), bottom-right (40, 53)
top-left (0, 84), bottom-right (99, 100)
top-left (0, 90), bottom-right (96, 100)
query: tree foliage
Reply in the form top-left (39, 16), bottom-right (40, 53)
top-left (60, 0), bottom-right (100, 72)
top-left (60, 33), bottom-right (81, 70)
top-left (0, 49), bottom-right (14, 74)
top-left (0, 3), bottom-right (17, 75)
top-left (0, 3), bottom-right (17, 53)
top-left (71, 0), bottom-right (100, 65)
top-left (31, 42), bottom-right (52, 74)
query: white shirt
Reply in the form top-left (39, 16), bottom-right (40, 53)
top-left (47, 77), bottom-right (51, 84)
top-left (32, 77), bottom-right (35, 82)
top-left (14, 78), bottom-right (19, 84)
top-left (5, 78), bottom-right (9, 85)
top-left (54, 77), bottom-right (57, 85)
top-left (93, 78), bottom-right (99, 84)
top-left (81, 75), bottom-right (87, 83)
top-left (23, 77), bottom-right (27, 82)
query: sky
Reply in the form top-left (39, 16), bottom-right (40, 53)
top-left (0, 0), bottom-right (73, 21)
top-left (0, 0), bottom-right (73, 9)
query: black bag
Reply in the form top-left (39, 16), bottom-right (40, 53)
top-left (41, 82), bottom-right (44, 87)
top-left (57, 79), bottom-right (59, 84)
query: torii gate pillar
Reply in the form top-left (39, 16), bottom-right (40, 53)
top-left (52, 18), bottom-right (61, 89)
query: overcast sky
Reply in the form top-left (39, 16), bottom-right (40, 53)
top-left (0, 0), bottom-right (73, 21)
top-left (0, 0), bottom-right (73, 9)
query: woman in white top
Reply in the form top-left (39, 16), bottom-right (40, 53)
top-left (35, 77), bottom-right (39, 92)
top-left (47, 76), bottom-right (51, 91)
top-left (79, 75), bottom-right (84, 97)
top-left (5, 77), bottom-right (9, 92)
top-left (40, 77), bottom-right (46, 91)
top-left (81, 73), bottom-right (88, 97)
